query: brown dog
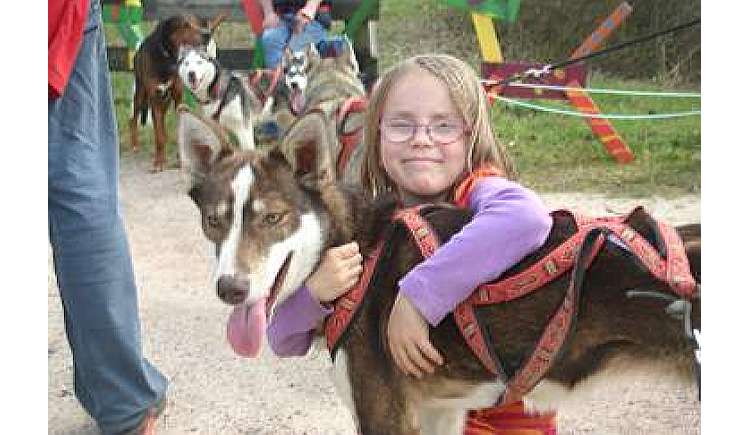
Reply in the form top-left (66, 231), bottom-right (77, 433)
top-left (178, 109), bottom-right (700, 434)
top-left (130, 14), bottom-right (225, 172)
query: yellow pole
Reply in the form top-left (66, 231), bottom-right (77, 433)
top-left (471, 12), bottom-right (503, 63)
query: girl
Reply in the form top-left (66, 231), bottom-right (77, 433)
top-left (266, 54), bottom-right (557, 434)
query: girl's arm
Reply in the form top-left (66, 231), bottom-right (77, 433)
top-left (267, 241), bottom-right (362, 356)
top-left (399, 177), bottom-right (552, 326)
top-left (267, 285), bottom-right (332, 356)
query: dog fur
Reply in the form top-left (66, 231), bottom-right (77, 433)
top-left (178, 109), bottom-right (701, 435)
top-left (273, 40), bottom-right (367, 186)
top-left (130, 13), bottom-right (225, 172)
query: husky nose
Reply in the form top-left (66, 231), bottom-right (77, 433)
top-left (217, 274), bottom-right (249, 305)
top-left (188, 71), bottom-right (197, 85)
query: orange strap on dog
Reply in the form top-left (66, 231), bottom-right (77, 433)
top-left (325, 238), bottom-right (385, 352)
top-left (324, 205), bottom-right (433, 354)
top-left (335, 96), bottom-right (368, 178)
top-left (453, 166), bottom-right (506, 208)
top-left (394, 206), bottom-right (697, 398)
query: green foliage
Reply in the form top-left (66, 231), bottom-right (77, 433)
top-left (107, 1), bottom-right (700, 196)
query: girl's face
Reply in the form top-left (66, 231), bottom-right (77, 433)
top-left (379, 69), bottom-right (468, 206)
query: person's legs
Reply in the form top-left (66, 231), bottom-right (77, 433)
top-left (48, 2), bottom-right (167, 434)
top-left (260, 15), bottom-right (293, 68)
top-left (287, 18), bottom-right (328, 53)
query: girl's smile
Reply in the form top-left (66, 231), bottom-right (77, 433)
top-left (379, 68), bottom-right (468, 205)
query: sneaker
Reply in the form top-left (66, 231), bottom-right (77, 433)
top-left (118, 397), bottom-right (167, 435)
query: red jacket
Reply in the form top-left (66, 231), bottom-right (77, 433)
top-left (48, 0), bottom-right (90, 99)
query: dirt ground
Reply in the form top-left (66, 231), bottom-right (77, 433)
top-left (48, 155), bottom-right (700, 434)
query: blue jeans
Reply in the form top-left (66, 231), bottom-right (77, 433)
top-left (48, 2), bottom-right (167, 433)
top-left (261, 13), bottom-right (328, 67)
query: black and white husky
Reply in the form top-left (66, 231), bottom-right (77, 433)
top-left (177, 47), bottom-right (273, 149)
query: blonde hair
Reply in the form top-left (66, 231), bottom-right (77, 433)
top-left (361, 54), bottom-right (516, 197)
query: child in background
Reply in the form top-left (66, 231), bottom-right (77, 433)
top-left (267, 53), bottom-right (557, 434)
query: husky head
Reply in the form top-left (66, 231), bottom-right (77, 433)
top-left (178, 106), bottom-right (348, 356)
top-left (177, 47), bottom-right (218, 98)
top-left (311, 36), bottom-right (360, 78)
top-left (282, 47), bottom-right (310, 115)
top-left (281, 38), bottom-right (361, 116)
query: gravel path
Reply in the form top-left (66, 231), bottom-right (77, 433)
top-left (48, 155), bottom-right (700, 434)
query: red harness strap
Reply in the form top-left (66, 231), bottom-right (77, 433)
top-left (395, 207), bottom-right (697, 404)
top-left (323, 206), bottom-right (432, 353)
top-left (335, 96), bottom-right (368, 178)
top-left (323, 205), bottom-right (697, 405)
top-left (248, 66), bottom-right (282, 105)
top-left (325, 238), bottom-right (385, 352)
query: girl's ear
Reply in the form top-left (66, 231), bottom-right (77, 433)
top-left (177, 105), bottom-right (233, 185)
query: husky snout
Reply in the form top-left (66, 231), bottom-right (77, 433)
top-left (217, 274), bottom-right (249, 305)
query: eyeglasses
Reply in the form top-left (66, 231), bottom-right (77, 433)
top-left (380, 118), bottom-right (466, 144)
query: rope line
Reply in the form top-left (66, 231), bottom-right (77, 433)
top-left (495, 18), bottom-right (701, 86)
top-left (480, 81), bottom-right (701, 98)
top-left (489, 94), bottom-right (701, 120)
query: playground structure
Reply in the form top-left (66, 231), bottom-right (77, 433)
top-left (457, 0), bottom-right (636, 163)
top-left (103, 0), bottom-right (379, 85)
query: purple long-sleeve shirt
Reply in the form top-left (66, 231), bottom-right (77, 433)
top-left (267, 177), bottom-right (552, 356)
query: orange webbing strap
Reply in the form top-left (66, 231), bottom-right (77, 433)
top-left (465, 401), bottom-right (557, 435)
top-left (499, 226), bottom-right (608, 405)
top-left (453, 166), bottom-right (506, 209)
top-left (393, 207), bottom-right (441, 257)
top-left (469, 208), bottom-right (697, 306)
top-left (324, 238), bottom-right (385, 352)
top-left (394, 207), bottom-right (505, 377)
top-left (335, 96), bottom-right (368, 178)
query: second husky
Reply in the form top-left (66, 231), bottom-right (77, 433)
top-left (177, 47), bottom-right (273, 149)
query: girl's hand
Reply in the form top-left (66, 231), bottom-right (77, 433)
top-left (305, 242), bottom-right (363, 303)
top-left (387, 294), bottom-right (444, 378)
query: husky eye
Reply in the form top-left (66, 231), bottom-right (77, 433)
top-left (263, 212), bottom-right (284, 226)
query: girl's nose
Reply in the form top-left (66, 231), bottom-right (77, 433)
top-left (411, 125), bottom-right (433, 147)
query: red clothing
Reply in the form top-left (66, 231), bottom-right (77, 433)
top-left (453, 165), bottom-right (507, 208)
top-left (48, 0), bottom-right (90, 98)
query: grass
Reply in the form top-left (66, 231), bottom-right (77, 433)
top-left (107, 0), bottom-right (700, 197)
top-left (493, 73), bottom-right (700, 196)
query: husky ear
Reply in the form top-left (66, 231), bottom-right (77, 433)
top-left (282, 46), bottom-right (294, 67)
top-left (278, 111), bottom-right (334, 181)
top-left (337, 37), bottom-right (360, 74)
top-left (305, 42), bottom-right (321, 69)
top-left (177, 105), bottom-right (232, 182)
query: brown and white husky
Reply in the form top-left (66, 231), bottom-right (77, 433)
top-left (178, 107), bottom-right (701, 435)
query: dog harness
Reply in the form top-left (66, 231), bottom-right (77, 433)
top-left (335, 96), bottom-right (368, 177)
top-left (248, 67), bottom-right (282, 105)
top-left (324, 204), bottom-right (698, 405)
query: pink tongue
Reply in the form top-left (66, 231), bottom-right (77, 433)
top-left (291, 90), bottom-right (305, 115)
top-left (226, 298), bottom-right (267, 357)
